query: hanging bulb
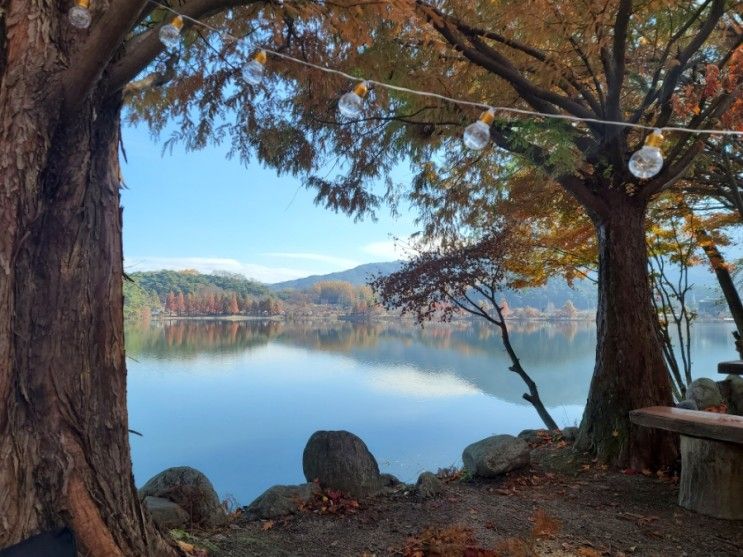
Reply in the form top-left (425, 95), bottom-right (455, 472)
top-left (629, 129), bottom-right (665, 179)
top-left (68, 0), bottom-right (92, 29)
top-left (463, 108), bottom-right (495, 150)
top-left (242, 50), bottom-right (267, 85)
top-left (338, 82), bottom-right (369, 119)
top-left (159, 16), bottom-right (184, 50)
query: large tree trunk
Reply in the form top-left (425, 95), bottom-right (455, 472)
top-left (577, 197), bottom-right (678, 469)
top-left (0, 12), bottom-right (174, 556)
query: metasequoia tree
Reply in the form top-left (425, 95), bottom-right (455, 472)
top-left (0, 1), bottom-right (375, 554)
top-left (208, 0), bottom-right (741, 467)
top-left (387, 0), bottom-right (743, 468)
top-left (370, 230), bottom-right (559, 431)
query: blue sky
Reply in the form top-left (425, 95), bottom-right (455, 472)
top-left (121, 124), bottom-right (418, 283)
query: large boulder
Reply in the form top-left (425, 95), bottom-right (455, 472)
top-left (688, 378), bottom-right (723, 410)
top-left (517, 429), bottom-right (547, 444)
top-left (462, 435), bottom-right (530, 478)
top-left (139, 467), bottom-right (226, 528)
top-left (244, 483), bottom-right (321, 520)
top-left (302, 430), bottom-right (383, 498)
top-left (143, 496), bottom-right (189, 529)
top-left (416, 472), bottom-right (444, 498)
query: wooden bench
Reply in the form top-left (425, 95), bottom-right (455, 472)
top-left (719, 360), bottom-right (743, 375)
top-left (629, 406), bottom-right (743, 520)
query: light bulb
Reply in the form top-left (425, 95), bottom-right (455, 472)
top-left (338, 82), bottom-right (369, 119)
top-left (629, 129), bottom-right (665, 179)
top-left (68, 0), bottom-right (92, 29)
top-left (159, 16), bottom-right (184, 50)
top-left (242, 51), bottom-right (267, 85)
top-left (463, 108), bottom-right (495, 150)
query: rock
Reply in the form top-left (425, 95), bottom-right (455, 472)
top-left (724, 375), bottom-right (743, 416)
top-left (416, 472), bottom-right (444, 498)
top-left (688, 378), bottom-right (723, 410)
top-left (676, 399), bottom-right (698, 411)
top-left (244, 483), bottom-right (321, 520)
top-left (517, 429), bottom-right (547, 444)
top-left (462, 435), bottom-right (530, 478)
top-left (302, 430), bottom-right (383, 498)
top-left (379, 473), bottom-right (402, 487)
top-left (530, 446), bottom-right (585, 476)
top-left (143, 496), bottom-right (189, 529)
top-left (561, 427), bottom-right (579, 442)
top-left (139, 467), bottom-right (227, 528)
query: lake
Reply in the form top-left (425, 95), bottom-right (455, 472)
top-left (125, 319), bottom-right (738, 505)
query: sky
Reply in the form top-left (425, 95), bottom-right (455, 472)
top-left (121, 124), bottom-right (418, 283)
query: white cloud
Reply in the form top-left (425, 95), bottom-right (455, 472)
top-left (124, 256), bottom-right (309, 284)
top-left (263, 252), bottom-right (359, 269)
top-left (361, 240), bottom-right (408, 261)
top-left (368, 368), bottom-right (480, 398)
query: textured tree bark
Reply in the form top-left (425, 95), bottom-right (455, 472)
top-left (0, 5), bottom-right (175, 556)
top-left (576, 196), bottom-right (677, 469)
top-left (678, 435), bottom-right (743, 520)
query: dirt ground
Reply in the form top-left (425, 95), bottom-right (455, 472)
top-left (185, 446), bottom-right (743, 557)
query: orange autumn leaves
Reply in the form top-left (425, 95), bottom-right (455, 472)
top-left (672, 46), bottom-right (743, 131)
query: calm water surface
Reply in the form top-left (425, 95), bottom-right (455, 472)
top-left (125, 319), bottom-right (737, 504)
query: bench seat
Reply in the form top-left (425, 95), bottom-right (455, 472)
top-left (718, 360), bottom-right (743, 375)
top-left (629, 406), bottom-right (743, 443)
top-left (630, 406), bottom-right (743, 520)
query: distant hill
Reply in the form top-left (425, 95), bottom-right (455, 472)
top-left (270, 261), bottom-right (403, 291)
top-left (130, 269), bottom-right (269, 298)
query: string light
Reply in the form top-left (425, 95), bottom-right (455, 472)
top-left (106, 0), bottom-right (743, 180)
top-left (463, 108), bottom-right (496, 150)
top-left (242, 50), bottom-right (267, 85)
top-left (629, 129), bottom-right (665, 179)
top-left (338, 82), bottom-right (369, 118)
top-left (68, 0), bottom-right (92, 29)
top-left (159, 16), bottom-right (184, 50)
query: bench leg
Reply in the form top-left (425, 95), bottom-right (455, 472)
top-left (679, 435), bottom-right (743, 520)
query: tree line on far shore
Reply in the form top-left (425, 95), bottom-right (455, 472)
top-left (123, 269), bottom-right (598, 322)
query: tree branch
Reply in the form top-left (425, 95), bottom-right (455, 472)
top-left (105, 0), bottom-right (261, 96)
top-left (605, 0), bottom-right (631, 123)
top-left (63, 0), bottom-right (150, 111)
top-left (413, 0), bottom-right (598, 126)
top-left (654, 0), bottom-right (726, 123)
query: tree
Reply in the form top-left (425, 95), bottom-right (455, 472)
top-left (371, 230), bottom-right (559, 431)
top-left (238, 0), bottom-right (741, 468)
top-left (0, 1), bottom-right (739, 552)
top-left (557, 300), bottom-right (579, 320)
top-left (228, 293), bottom-right (240, 315)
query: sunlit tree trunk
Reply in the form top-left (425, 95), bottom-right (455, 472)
top-left (577, 194), bottom-right (677, 468)
top-left (0, 6), bottom-right (174, 555)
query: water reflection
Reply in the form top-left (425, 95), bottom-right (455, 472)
top-left (125, 319), bottom-right (739, 504)
top-left (126, 319), bottom-right (598, 405)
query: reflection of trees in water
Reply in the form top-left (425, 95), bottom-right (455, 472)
top-left (125, 320), bottom-right (284, 359)
top-left (125, 319), bottom-right (598, 365)
top-left (276, 320), bottom-right (384, 351)
top-left (126, 319), bottom-right (735, 408)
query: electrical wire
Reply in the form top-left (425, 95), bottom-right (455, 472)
top-left (146, 0), bottom-right (743, 137)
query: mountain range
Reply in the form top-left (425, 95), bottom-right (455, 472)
top-left (270, 259), bottom-right (726, 310)
top-left (270, 261), bottom-right (404, 291)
